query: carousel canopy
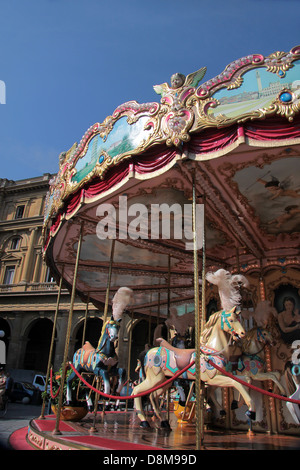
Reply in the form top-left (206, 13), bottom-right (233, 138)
top-left (43, 46), bottom-right (300, 319)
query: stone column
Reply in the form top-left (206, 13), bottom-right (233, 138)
top-left (53, 311), bottom-right (69, 370)
top-left (6, 314), bottom-right (24, 369)
top-left (20, 227), bottom-right (38, 283)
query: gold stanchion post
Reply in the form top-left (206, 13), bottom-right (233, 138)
top-left (39, 270), bottom-right (64, 419)
top-left (99, 239), bottom-right (115, 342)
top-left (126, 310), bottom-right (134, 412)
top-left (52, 222), bottom-right (83, 435)
top-left (192, 175), bottom-right (205, 450)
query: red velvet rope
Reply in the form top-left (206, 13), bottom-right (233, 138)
top-left (56, 359), bottom-right (300, 406)
top-left (68, 360), bottom-right (195, 400)
top-left (207, 358), bottom-right (300, 405)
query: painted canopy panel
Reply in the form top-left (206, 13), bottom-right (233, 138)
top-left (233, 156), bottom-right (300, 234)
top-left (209, 60), bottom-right (300, 120)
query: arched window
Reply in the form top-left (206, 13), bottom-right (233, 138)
top-left (10, 237), bottom-right (21, 250)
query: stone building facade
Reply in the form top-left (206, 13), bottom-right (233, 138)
top-left (0, 174), bottom-right (166, 378)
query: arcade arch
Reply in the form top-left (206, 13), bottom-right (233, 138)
top-left (24, 318), bottom-right (56, 372)
top-left (73, 317), bottom-right (103, 352)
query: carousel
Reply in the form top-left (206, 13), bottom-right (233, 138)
top-left (24, 45), bottom-right (300, 451)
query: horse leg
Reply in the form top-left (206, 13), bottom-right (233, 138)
top-left (113, 368), bottom-right (126, 410)
top-left (252, 372), bottom-right (286, 395)
top-left (207, 386), bottom-right (226, 416)
top-left (149, 389), bottom-right (171, 429)
top-left (99, 369), bottom-right (111, 410)
top-left (207, 375), bottom-right (256, 420)
top-left (133, 367), bottom-right (167, 428)
top-left (65, 369), bottom-right (78, 405)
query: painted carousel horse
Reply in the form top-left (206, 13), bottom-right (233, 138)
top-left (209, 326), bottom-right (286, 416)
top-left (171, 333), bottom-right (193, 405)
top-left (66, 287), bottom-right (133, 409)
top-left (233, 327), bottom-right (285, 395)
top-left (132, 307), bottom-right (256, 429)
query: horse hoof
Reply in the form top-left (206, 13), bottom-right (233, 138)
top-left (245, 410), bottom-right (256, 421)
top-left (220, 410), bottom-right (226, 416)
top-left (231, 400), bottom-right (239, 410)
top-left (160, 420), bottom-right (171, 430)
top-left (140, 421), bottom-right (150, 429)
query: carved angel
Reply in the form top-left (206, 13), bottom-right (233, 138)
top-left (153, 67), bottom-right (207, 98)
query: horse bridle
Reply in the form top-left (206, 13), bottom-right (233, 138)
top-left (242, 327), bottom-right (268, 359)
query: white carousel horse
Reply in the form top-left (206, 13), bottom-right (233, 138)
top-left (132, 307), bottom-right (256, 429)
top-left (284, 362), bottom-right (300, 425)
top-left (66, 287), bottom-right (133, 409)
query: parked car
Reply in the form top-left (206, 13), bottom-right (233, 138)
top-left (10, 381), bottom-right (41, 404)
top-left (9, 369), bottom-right (48, 392)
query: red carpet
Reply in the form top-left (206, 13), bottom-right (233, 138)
top-left (33, 417), bottom-right (75, 433)
top-left (63, 435), bottom-right (162, 450)
top-left (9, 427), bottom-right (34, 450)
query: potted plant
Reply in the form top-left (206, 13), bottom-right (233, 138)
top-left (42, 366), bottom-right (88, 422)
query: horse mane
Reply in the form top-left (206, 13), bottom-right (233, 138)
top-left (205, 268), bottom-right (249, 311)
top-left (200, 310), bottom-right (222, 344)
top-left (112, 286), bottom-right (134, 321)
top-left (241, 327), bottom-right (258, 351)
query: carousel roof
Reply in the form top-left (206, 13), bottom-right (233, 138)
top-left (43, 46), bottom-right (300, 318)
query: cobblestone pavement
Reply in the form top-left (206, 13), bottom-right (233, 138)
top-left (0, 402), bottom-right (43, 449)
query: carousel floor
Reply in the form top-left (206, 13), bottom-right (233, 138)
top-left (24, 409), bottom-right (300, 451)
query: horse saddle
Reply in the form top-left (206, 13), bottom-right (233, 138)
top-left (82, 341), bottom-right (94, 352)
top-left (81, 341), bottom-right (118, 367)
top-left (157, 338), bottom-right (195, 371)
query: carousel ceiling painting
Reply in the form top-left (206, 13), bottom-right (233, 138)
top-left (43, 46), bottom-right (300, 318)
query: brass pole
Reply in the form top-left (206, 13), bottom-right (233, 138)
top-left (157, 290), bottom-right (161, 326)
top-left (90, 377), bottom-right (100, 433)
top-left (100, 239), bottom-right (115, 340)
top-left (53, 222), bottom-right (84, 435)
top-left (125, 310), bottom-right (134, 412)
top-left (81, 293), bottom-right (90, 347)
top-left (201, 197), bottom-right (206, 332)
top-left (167, 254), bottom-right (171, 321)
top-left (200, 197), bottom-right (206, 441)
top-left (192, 174), bottom-right (203, 450)
top-left (39, 270), bottom-right (64, 419)
top-left (166, 254), bottom-right (171, 421)
top-left (148, 291), bottom-right (152, 345)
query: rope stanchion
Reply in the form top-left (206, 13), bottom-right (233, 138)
top-left (68, 360), bottom-right (195, 401)
top-left (206, 358), bottom-right (300, 405)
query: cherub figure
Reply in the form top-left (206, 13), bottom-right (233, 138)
top-left (266, 205), bottom-right (300, 228)
top-left (257, 175), bottom-right (300, 200)
top-left (153, 67), bottom-right (207, 99)
top-left (152, 68), bottom-right (207, 146)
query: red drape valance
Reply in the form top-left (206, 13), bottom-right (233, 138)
top-left (47, 116), bottom-right (300, 241)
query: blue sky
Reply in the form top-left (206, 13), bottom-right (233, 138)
top-left (0, 0), bottom-right (299, 181)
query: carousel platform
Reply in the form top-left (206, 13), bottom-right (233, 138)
top-left (12, 409), bottom-right (300, 451)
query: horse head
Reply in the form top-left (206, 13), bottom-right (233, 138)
top-left (256, 327), bottom-right (274, 346)
top-left (105, 319), bottom-right (121, 343)
top-left (220, 306), bottom-right (245, 342)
